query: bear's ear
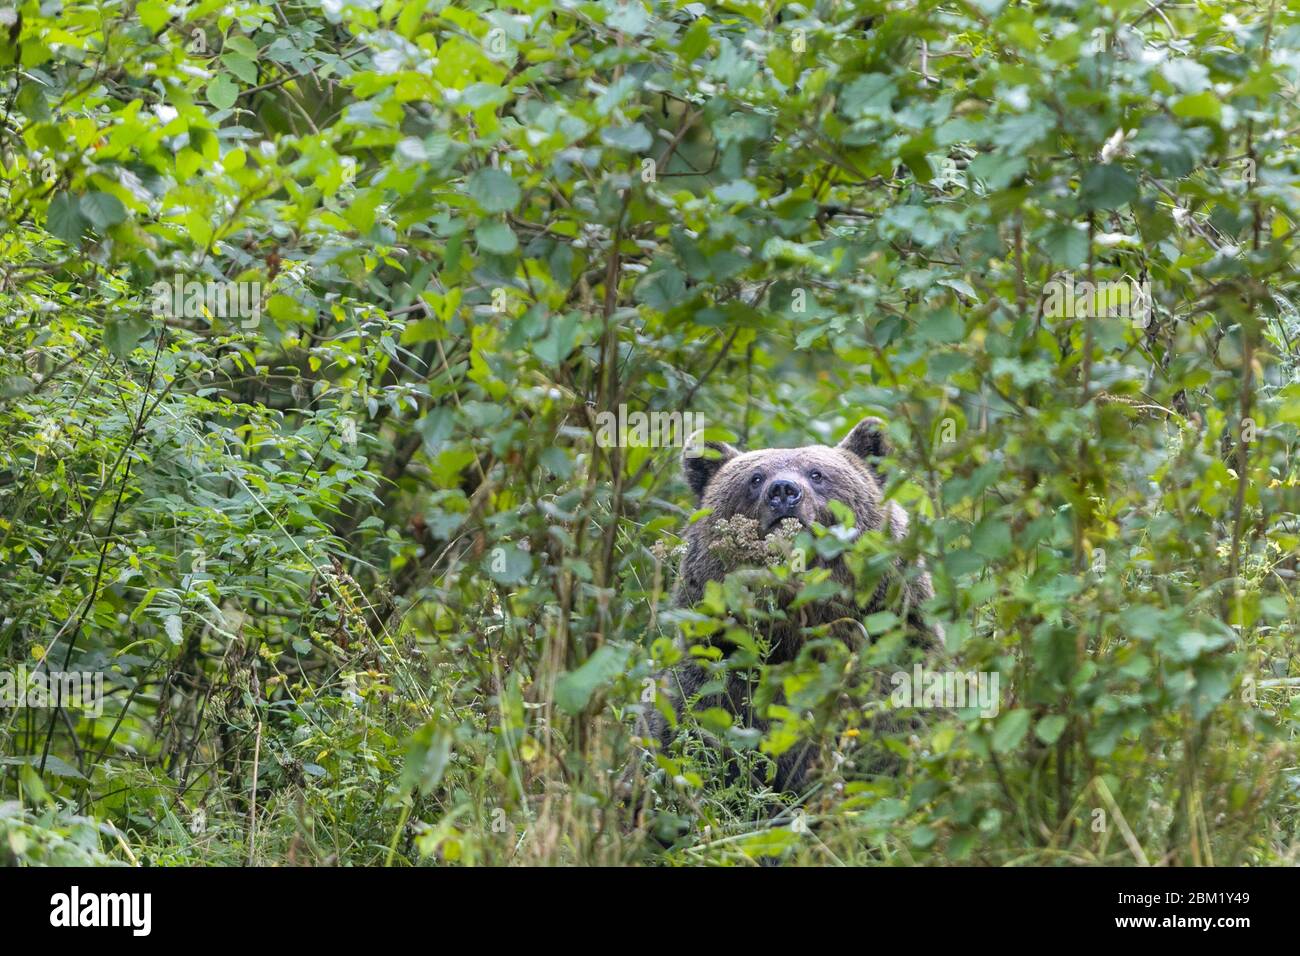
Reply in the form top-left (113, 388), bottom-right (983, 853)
top-left (682, 439), bottom-right (739, 500)
top-left (837, 416), bottom-right (889, 471)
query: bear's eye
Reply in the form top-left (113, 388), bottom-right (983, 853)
top-left (809, 470), bottom-right (824, 483)
top-left (750, 473), bottom-right (764, 487)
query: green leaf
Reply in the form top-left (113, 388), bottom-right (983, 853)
top-left (221, 51), bottom-right (258, 84)
top-left (918, 307), bottom-right (964, 344)
top-left (103, 316), bottom-right (151, 358)
top-left (606, 1), bottom-right (647, 34)
top-left (46, 192), bottom-right (84, 244)
top-left (0, 755), bottom-right (86, 780)
top-left (1172, 91), bottom-right (1222, 123)
top-left (1161, 59), bottom-right (1209, 93)
top-left (535, 313), bottom-right (582, 365)
top-left (136, 0), bottom-right (171, 31)
top-left (971, 517), bottom-right (1011, 559)
top-left (840, 73), bottom-right (896, 119)
top-left (475, 220), bottom-right (517, 255)
top-left (399, 720), bottom-right (452, 796)
top-left (992, 709), bottom-right (1031, 754)
top-left (554, 644), bottom-right (630, 715)
top-left (483, 542), bottom-right (532, 584)
top-left (601, 123), bottom-right (652, 152)
top-left (1035, 715), bottom-right (1067, 745)
top-left (416, 406), bottom-right (455, 453)
top-left (1080, 165), bottom-right (1137, 210)
top-left (1042, 224), bottom-right (1089, 267)
top-left (467, 168), bottom-right (521, 214)
top-left (207, 74), bottom-right (239, 110)
top-left (714, 179), bottom-right (757, 204)
top-left (80, 192), bottom-right (126, 230)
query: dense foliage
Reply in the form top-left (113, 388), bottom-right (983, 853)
top-left (2, 0), bottom-right (1300, 865)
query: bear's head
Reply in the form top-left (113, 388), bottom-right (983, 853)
top-left (673, 416), bottom-right (923, 621)
top-left (682, 416), bottom-right (891, 537)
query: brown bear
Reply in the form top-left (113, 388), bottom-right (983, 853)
top-left (640, 416), bottom-right (941, 793)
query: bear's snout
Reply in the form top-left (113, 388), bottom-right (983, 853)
top-left (764, 475), bottom-right (806, 524)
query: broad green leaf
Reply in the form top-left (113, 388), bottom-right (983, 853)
top-left (992, 709), bottom-right (1031, 754)
top-left (80, 192), bottom-right (126, 230)
top-left (467, 168), bottom-right (521, 214)
top-left (554, 644), bottom-right (630, 715)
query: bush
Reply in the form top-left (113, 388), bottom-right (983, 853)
top-left (1, 0), bottom-right (1299, 865)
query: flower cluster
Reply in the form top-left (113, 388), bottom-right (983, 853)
top-left (706, 515), bottom-right (804, 567)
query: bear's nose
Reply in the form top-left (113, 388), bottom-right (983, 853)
top-left (766, 478), bottom-right (802, 513)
